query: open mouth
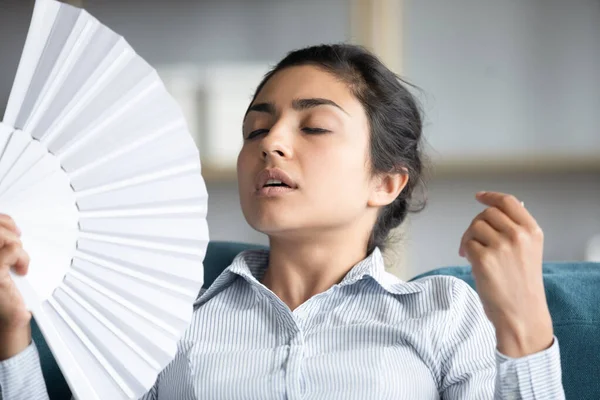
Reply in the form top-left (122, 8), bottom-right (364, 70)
top-left (263, 179), bottom-right (291, 188)
top-left (255, 168), bottom-right (297, 196)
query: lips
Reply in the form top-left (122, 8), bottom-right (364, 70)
top-left (255, 168), bottom-right (298, 196)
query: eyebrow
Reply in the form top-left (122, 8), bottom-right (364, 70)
top-left (244, 97), bottom-right (349, 119)
top-left (292, 98), bottom-right (349, 115)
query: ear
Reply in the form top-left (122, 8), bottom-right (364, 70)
top-left (367, 170), bottom-right (409, 208)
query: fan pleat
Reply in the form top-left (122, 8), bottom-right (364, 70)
top-left (76, 156), bottom-right (199, 191)
top-left (31, 29), bottom-right (120, 140)
top-left (0, 125), bottom-right (14, 156)
top-left (56, 95), bottom-right (188, 172)
top-left (73, 250), bottom-right (198, 298)
top-left (48, 293), bottom-right (140, 398)
top-left (36, 43), bottom-right (134, 145)
top-left (75, 242), bottom-right (204, 286)
top-left (0, 151), bottom-right (62, 200)
top-left (62, 274), bottom-right (178, 364)
top-left (15, 5), bottom-right (81, 129)
top-left (76, 177), bottom-right (205, 218)
top-left (76, 238), bottom-right (205, 271)
top-left (71, 258), bottom-right (192, 327)
top-left (58, 283), bottom-right (162, 371)
top-left (66, 268), bottom-right (181, 337)
top-left (0, 130), bottom-right (31, 182)
top-left (79, 215), bottom-right (208, 242)
top-left (62, 120), bottom-right (185, 176)
top-left (0, 132), bottom-right (45, 194)
top-left (0, 168), bottom-right (75, 217)
top-left (49, 70), bottom-right (157, 156)
top-left (24, 17), bottom-right (98, 135)
top-left (78, 233), bottom-right (203, 262)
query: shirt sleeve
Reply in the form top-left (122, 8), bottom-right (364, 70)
top-left (495, 338), bottom-right (564, 399)
top-left (0, 341), bottom-right (49, 400)
top-left (439, 278), bottom-right (565, 400)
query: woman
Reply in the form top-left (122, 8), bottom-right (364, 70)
top-left (0, 44), bottom-right (563, 399)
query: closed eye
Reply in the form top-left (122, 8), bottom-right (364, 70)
top-left (245, 129), bottom-right (269, 140)
top-left (302, 127), bottom-right (330, 134)
top-left (245, 127), bottom-right (330, 139)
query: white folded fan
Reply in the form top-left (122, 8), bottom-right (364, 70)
top-left (0, 0), bottom-right (208, 399)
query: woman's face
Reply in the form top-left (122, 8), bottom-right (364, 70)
top-left (237, 65), bottom-right (378, 240)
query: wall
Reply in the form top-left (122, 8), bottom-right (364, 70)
top-left (407, 172), bottom-right (600, 277)
top-left (404, 0), bottom-right (600, 159)
top-left (401, 0), bottom-right (600, 275)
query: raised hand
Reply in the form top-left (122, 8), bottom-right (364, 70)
top-left (459, 191), bottom-right (553, 357)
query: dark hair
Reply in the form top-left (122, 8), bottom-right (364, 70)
top-left (248, 44), bottom-right (426, 254)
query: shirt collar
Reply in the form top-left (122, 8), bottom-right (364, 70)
top-left (197, 247), bottom-right (424, 306)
top-left (339, 247), bottom-right (425, 295)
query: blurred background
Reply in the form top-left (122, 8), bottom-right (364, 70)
top-left (1, 0), bottom-right (599, 278)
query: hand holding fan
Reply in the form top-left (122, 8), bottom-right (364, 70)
top-left (0, 0), bottom-right (208, 398)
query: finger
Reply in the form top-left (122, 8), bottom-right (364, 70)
top-left (463, 218), bottom-right (500, 246)
top-left (463, 239), bottom-right (486, 264)
top-left (459, 220), bottom-right (493, 257)
top-left (0, 226), bottom-right (22, 248)
top-left (0, 214), bottom-right (20, 236)
top-left (13, 247), bottom-right (30, 276)
top-left (479, 206), bottom-right (518, 235)
top-left (470, 219), bottom-right (500, 246)
top-left (0, 244), bottom-right (29, 276)
top-left (475, 191), bottom-right (535, 228)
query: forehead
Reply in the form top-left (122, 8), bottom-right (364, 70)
top-left (254, 65), bottom-right (360, 112)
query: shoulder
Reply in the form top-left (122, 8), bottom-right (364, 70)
top-left (410, 274), bottom-right (494, 359)
top-left (412, 275), bottom-right (493, 352)
top-left (403, 274), bottom-right (479, 313)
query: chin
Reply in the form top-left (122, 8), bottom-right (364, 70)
top-left (246, 212), bottom-right (299, 236)
top-left (241, 194), bottom-right (296, 229)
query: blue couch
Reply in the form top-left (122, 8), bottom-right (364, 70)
top-left (32, 241), bottom-right (600, 399)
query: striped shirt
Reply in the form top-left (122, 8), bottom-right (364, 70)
top-left (0, 248), bottom-right (564, 399)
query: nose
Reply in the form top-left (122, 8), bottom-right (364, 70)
top-left (259, 124), bottom-right (292, 161)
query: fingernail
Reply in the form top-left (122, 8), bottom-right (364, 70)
top-left (476, 191), bottom-right (487, 197)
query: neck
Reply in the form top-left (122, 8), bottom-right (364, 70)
top-left (261, 230), bottom-right (370, 311)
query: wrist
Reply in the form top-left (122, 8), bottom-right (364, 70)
top-left (495, 312), bottom-right (554, 358)
top-left (0, 324), bottom-right (32, 361)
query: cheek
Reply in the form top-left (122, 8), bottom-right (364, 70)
top-left (236, 148), bottom-right (245, 176)
top-left (237, 151), bottom-right (257, 226)
top-left (236, 146), bottom-right (257, 209)
top-left (237, 146), bottom-right (254, 183)
top-left (304, 144), bottom-right (370, 204)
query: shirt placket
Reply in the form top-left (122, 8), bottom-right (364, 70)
top-left (277, 298), bottom-right (316, 400)
top-left (285, 309), bottom-right (307, 400)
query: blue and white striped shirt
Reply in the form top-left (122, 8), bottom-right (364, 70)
top-left (0, 248), bottom-right (564, 399)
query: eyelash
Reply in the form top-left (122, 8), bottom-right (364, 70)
top-left (303, 127), bottom-right (330, 134)
top-left (245, 129), bottom-right (268, 140)
top-left (245, 127), bottom-right (330, 140)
